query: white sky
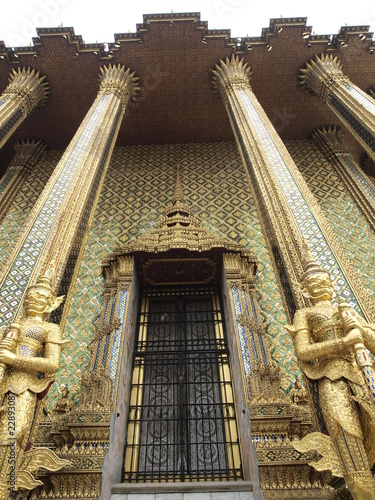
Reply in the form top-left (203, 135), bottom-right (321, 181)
top-left (1, 0), bottom-right (375, 48)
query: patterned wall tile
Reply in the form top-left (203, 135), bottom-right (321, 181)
top-left (286, 140), bottom-right (375, 295)
top-left (49, 142), bottom-right (295, 407)
top-left (0, 151), bottom-right (61, 268)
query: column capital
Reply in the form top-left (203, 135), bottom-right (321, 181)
top-left (9, 138), bottom-right (46, 172)
top-left (212, 55), bottom-right (252, 102)
top-left (299, 54), bottom-right (348, 102)
top-left (2, 67), bottom-right (49, 114)
top-left (98, 64), bottom-right (139, 110)
top-left (312, 125), bottom-right (349, 160)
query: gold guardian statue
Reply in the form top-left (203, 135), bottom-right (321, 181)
top-left (287, 249), bottom-right (375, 499)
top-left (0, 264), bottom-right (69, 497)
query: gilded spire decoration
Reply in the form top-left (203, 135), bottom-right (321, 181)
top-left (103, 159), bottom-right (256, 265)
top-left (161, 157), bottom-right (198, 228)
top-left (171, 155), bottom-right (184, 205)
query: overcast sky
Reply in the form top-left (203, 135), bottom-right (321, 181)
top-left (1, 0), bottom-right (375, 48)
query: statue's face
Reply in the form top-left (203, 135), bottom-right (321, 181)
top-left (304, 272), bottom-right (333, 301)
top-left (24, 285), bottom-right (54, 316)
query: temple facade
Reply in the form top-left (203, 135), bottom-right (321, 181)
top-left (0, 12), bottom-right (375, 500)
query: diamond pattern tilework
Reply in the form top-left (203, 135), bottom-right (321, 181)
top-left (0, 151), bottom-right (61, 268)
top-left (345, 157), bottom-right (375, 203)
top-left (0, 171), bottom-right (15, 197)
top-left (238, 89), bottom-right (360, 311)
top-left (286, 140), bottom-right (375, 295)
top-left (50, 142), bottom-right (296, 407)
top-left (0, 95), bottom-right (110, 326)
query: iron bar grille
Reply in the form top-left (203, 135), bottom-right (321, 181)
top-left (124, 286), bottom-right (243, 483)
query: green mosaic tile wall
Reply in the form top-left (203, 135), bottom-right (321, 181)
top-left (51, 142), bottom-right (294, 407)
top-left (0, 151), bottom-right (61, 268)
top-left (286, 140), bottom-right (375, 294)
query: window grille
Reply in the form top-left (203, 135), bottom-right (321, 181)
top-left (124, 286), bottom-right (243, 482)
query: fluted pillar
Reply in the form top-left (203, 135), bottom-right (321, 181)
top-left (300, 55), bottom-right (375, 162)
top-left (0, 139), bottom-right (46, 224)
top-left (0, 68), bottom-right (49, 149)
top-left (0, 64), bottom-right (139, 327)
top-left (212, 55), bottom-right (374, 322)
top-left (313, 126), bottom-right (375, 229)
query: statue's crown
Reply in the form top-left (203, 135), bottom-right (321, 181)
top-left (29, 260), bottom-right (56, 294)
top-left (301, 240), bottom-right (330, 282)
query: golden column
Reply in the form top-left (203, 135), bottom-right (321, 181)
top-left (0, 68), bottom-right (49, 149)
top-left (211, 56), bottom-right (374, 322)
top-left (313, 126), bottom-right (375, 230)
top-left (0, 64), bottom-right (139, 327)
top-left (300, 55), bottom-right (375, 163)
top-left (0, 139), bottom-right (46, 224)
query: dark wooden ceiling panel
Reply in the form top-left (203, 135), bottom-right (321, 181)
top-left (0, 13), bottom-right (374, 171)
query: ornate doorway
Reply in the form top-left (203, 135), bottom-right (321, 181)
top-left (124, 286), bottom-right (242, 482)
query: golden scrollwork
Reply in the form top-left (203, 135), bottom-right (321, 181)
top-left (247, 361), bottom-right (289, 405)
top-left (41, 351), bottom-right (113, 498)
top-left (293, 432), bottom-right (342, 477)
top-left (247, 360), bottom-right (331, 498)
top-left (93, 317), bottom-right (122, 342)
top-left (287, 246), bottom-right (375, 499)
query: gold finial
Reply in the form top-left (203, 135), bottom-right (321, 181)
top-left (30, 260), bottom-right (57, 294)
top-left (159, 151), bottom-right (200, 229)
top-left (300, 239), bottom-right (329, 282)
top-left (171, 152), bottom-right (185, 206)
